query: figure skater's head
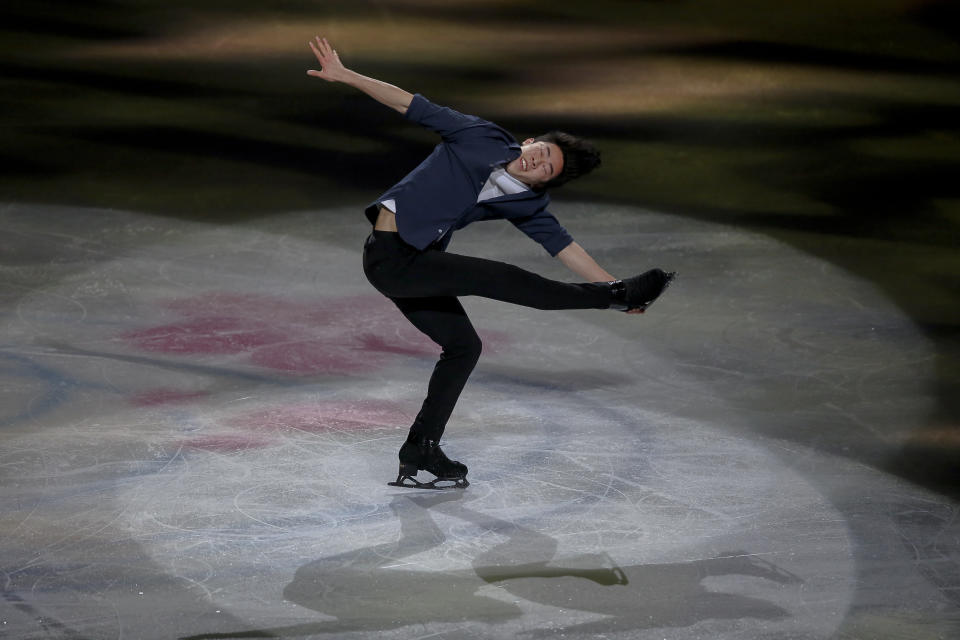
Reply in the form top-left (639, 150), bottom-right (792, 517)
top-left (506, 132), bottom-right (602, 189)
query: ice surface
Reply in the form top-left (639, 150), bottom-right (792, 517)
top-left (0, 201), bottom-right (956, 639)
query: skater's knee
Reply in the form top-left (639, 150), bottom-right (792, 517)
top-left (466, 333), bottom-right (483, 361)
top-left (442, 332), bottom-right (482, 363)
top-left (461, 332), bottom-right (483, 362)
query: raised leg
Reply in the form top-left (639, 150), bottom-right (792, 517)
top-left (363, 230), bottom-right (612, 310)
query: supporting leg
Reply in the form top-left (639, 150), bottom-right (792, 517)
top-left (393, 296), bottom-right (482, 440)
top-left (388, 296), bottom-right (478, 488)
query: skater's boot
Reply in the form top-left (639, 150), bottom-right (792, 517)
top-left (421, 439), bottom-right (468, 481)
top-left (609, 268), bottom-right (676, 312)
top-left (392, 432), bottom-right (469, 489)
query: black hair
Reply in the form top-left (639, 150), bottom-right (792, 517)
top-left (533, 131), bottom-right (602, 189)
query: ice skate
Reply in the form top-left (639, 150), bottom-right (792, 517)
top-left (609, 268), bottom-right (676, 312)
top-left (389, 434), bottom-right (469, 490)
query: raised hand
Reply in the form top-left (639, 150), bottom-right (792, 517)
top-left (305, 35), bottom-right (413, 113)
top-left (308, 36), bottom-right (347, 82)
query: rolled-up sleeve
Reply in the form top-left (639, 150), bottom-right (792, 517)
top-left (404, 94), bottom-right (489, 141)
top-left (510, 208), bottom-right (575, 256)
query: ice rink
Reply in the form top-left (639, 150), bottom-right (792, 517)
top-left (1, 201), bottom-right (957, 639)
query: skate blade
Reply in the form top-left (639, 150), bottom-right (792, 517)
top-left (388, 475), bottom-right (469, 490)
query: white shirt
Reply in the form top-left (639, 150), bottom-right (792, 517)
top-left (380, 166), bottom-right (529, 214)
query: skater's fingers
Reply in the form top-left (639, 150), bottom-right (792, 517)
top-left (309, 39), bottom-right (324, 61)
top-left (310, 36), bottom-right (343, 67)
top-left (323, 38), bottom-right (343, 63)
top-left (310, 36), bottom-right (330, 56)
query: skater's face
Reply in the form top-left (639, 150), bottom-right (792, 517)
top-left (506, 139), bottom-right (564, 188)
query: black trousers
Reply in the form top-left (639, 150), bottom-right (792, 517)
top-left (362, 230), bottom-right (612, 441)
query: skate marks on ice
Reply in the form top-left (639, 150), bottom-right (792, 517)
top-left (183, 493), bottom-right (800, 639)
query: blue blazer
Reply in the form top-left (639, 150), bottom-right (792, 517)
top-left (364, 94), bottom-right (574, 256)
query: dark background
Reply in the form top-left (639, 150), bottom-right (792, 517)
top-left (2, 0), bottom-right (958, 495)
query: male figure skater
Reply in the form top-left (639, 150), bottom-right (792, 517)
top-left (308, 36), bottom-right (674, 489)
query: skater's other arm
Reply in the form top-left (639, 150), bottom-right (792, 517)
top-left (558, 244), bottom-right (645, 314)
top-left (308, 36), bottom-right (413, 114)
top-left (556, 242), bottom-right (616, 282)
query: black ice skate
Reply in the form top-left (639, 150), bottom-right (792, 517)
top-left (609, 268), bottom-right (676, 313)
top-left (389, 434), bottom-right (469, 490)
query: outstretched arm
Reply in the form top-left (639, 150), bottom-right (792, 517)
top-left (308, 36), bottom-right (413, 114)
top-left (557, 242), bottom-right (615, 282)
top-left (557, 242), bottom-right (644, 314)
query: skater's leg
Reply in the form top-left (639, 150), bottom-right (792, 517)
top-left (388, 295), bottom-right (477, 487)
top-left (392, 295), bottom-right (482, 441)
top-left (364, 231), bottom-right (611, 310)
